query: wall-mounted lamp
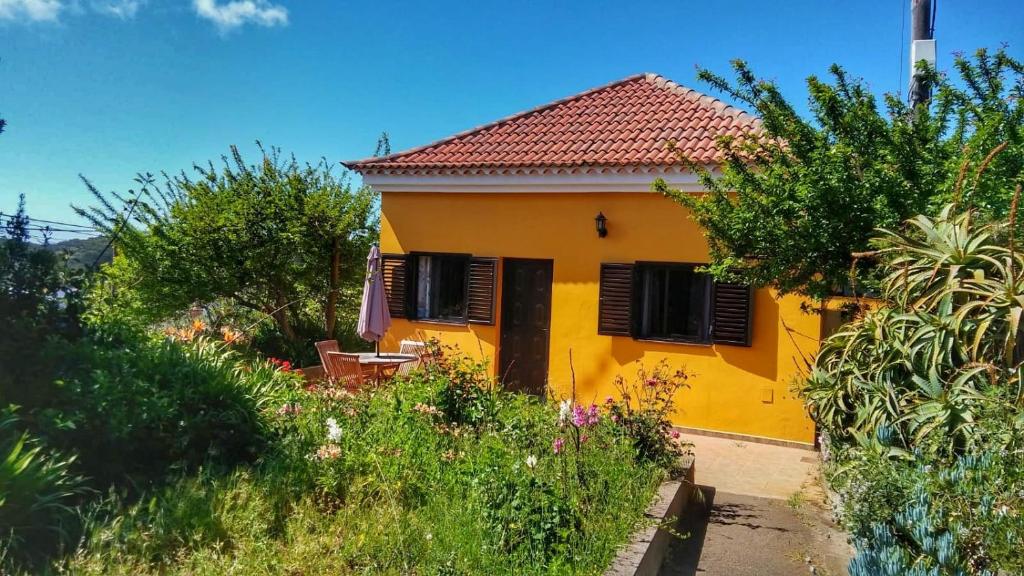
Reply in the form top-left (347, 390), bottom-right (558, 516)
top-left (594, 212), bottom-right (608, 238)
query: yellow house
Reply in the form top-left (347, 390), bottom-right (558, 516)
top-left (346, 73), bottom-right (821, 446)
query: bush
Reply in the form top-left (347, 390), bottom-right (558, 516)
top-left (47, 336), bottom-right (297, 488)
top-left (425, 342), bottom-right (498, 428)
top-left (0, 409), bottom-right (88, 571)
top-left (605, 360), bottom-right (692, 473)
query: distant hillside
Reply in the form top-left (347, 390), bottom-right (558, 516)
top-left (42, 236), bottom-right (113, 269)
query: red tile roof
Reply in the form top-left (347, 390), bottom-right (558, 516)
top-left (345, 73), bottom-right (759, 174)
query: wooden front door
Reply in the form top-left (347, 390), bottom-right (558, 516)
top-left (499, 258), bottom-right (553, 395)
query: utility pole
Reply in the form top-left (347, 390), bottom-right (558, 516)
top-left (909, 0), bottom-right (936, 108)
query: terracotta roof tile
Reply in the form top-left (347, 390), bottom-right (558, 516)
top-left (345, 72), bottom-right (759, 173)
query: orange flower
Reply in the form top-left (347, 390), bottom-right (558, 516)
top-left (221, 327), bottom-right (244, 344)
top-left (192, 319), bottom-right (206, 332)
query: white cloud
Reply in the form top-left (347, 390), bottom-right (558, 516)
top-left (193, 0), bottom-right (287, 32)
top-left (0, 0), bottom-right (63, 22)
top-left (91, 0), bottom-right (142, 19)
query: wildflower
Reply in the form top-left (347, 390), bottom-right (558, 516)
top-left (605, 396), bottom-right (614, 405)
top-left (646, 377), bottom-right (658, 387)
top-left (276, 403), bottom-right (302, 417)
top-left (572, 404), bottom-right (600, 427)
top-left (441, 449), bottom-right (458, 462)
top-left (558, 399), bottom-right (572, 427)
top-left (670, 430), bottom-right (680, 439)
top-left (315, 444), bottom-right (342, 460)
top-left (525, 455), bottom-right (538, 469)
top-left (580, 433), bottom-right (589, 444)
top-left (192, 319), bottom-right (206, 332)
top-left (610, 414), bottom-right (620, 423)
top-left (326, 417), bottom-right (342, 442)
top-left (221, 326), bottom-right (244, 344)
top-left (553, 437), bottom-right (565, 455)
top-left (413, 403), bottom-right (441, 416)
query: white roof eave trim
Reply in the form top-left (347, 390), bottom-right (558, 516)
top-left (360, 165), bottom-right (713, 194)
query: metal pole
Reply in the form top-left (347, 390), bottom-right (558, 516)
top-left (910, 0), bottom-right (934, 108)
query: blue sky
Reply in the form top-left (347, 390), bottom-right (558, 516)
top-left (1, 0), bottom-right (1021, 239)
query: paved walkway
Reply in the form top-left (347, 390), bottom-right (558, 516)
top-left (684, 434), bottom-right (821, 500)
top-left (658, 434), bottom-right (852, 576)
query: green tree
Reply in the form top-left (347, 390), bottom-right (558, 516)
top-left (0, 196), bottom-right (83, 409)
top-left (657, 48), bottom-right (1024, 302)
top-left (77, 145), bottom-right (378, 350)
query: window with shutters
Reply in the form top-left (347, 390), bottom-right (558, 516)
top-left (381, 253), bottom-right (497, 325)
top-left (411, 253), bottom-right (470, 322)
top-left (635, 263), bottom-right (712, 343)
top-left (597, 261), bottom-right (753, 346)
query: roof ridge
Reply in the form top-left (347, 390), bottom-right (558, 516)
top-left (343, 73), bottom-right (652, 168)
top-left (639, 72), bottom-right (759, 125)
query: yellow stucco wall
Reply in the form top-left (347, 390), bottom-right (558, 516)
top-left (378, 191), bottom-right (820, 444)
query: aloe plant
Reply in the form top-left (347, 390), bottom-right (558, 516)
top-left (804, 203), bottom-right (1024, 456)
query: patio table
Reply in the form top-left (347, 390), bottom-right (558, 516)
top-left (357, 352), bottom-right (418, 384)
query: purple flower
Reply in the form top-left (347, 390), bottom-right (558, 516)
top-left (553, 437), bottom-right (565, 455)
top-left (571, 404), bottom-right (601, 427)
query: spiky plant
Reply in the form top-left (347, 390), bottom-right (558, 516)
top-left (0, 409), bottom-right (88, 570)
top-left (804, 198), bottom-right (1024, 456)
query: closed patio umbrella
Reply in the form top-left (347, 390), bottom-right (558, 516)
top-left (357, 244), bottom-right (392, 355)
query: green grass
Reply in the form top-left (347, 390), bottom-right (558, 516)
top-left (60, 374), bottom-right (664, 575)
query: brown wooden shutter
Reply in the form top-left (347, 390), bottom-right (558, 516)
top-left (467, 257), bottom-right (497, 324)
top-left (380, 253), bottom-right (409, 319)
top-left (712, 282), bottom-right (754, 346)
top-left (598, 263), bottom-right (634, 336)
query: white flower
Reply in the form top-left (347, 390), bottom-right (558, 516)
top-left (558, 400), bottom-right (572, 426)
top-left (525, 455), bottom-right (538, 469)
top-left (326, 417), bottom-right (342, 442)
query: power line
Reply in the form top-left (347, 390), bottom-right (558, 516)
top-left (0, 212), bottom-right (94, 230)
top-left (90, 189), bottom-right (146, 270)
top-left (22, 225), bottom-right (98, 235)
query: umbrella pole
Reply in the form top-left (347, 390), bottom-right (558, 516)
top-left (376, 340), bottom-right (380, 357)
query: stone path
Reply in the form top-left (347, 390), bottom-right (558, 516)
top-left (658, 434), bottom-right (852, 576)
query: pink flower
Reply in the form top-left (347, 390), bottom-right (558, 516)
top-left (604, 396), bottom-right (614, 405)
top-left (646, 378), bottom-right (659, 387)
top-left (571, 404), bottom-right (601, 427)
top-left (611, 414), bottom-right (620, 423)
top-left (580, 433), bottom-right (589, 444)
top-left (553, 437), bottom-right (565, 455)
top-left (276, 402), bottom-right (302, 417)
top-left (670, 429), bottom-right (680, 439)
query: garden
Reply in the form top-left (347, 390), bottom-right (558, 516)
top-left (0, 149), bottom-right (690, 574)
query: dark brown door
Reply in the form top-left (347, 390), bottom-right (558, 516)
top-left (499, 259), bottom-right (553, 395)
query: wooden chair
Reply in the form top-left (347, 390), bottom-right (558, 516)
top-left (318, 339), bottom-right (376, 380)
top-left (395, 340), bottom-right (427, 377)
top-left (315, 340), bottom-right (340, 368)
top-left (324, 351), bottom-right (366, 391)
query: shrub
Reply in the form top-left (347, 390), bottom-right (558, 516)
top-left (49, 336), bottom-right (297, 487)
top-left (425, 343), bottom-right (498, 428)
top-left (605, 360), bottom-right (692, 472)
top-left (0, 409), bottom-right (88, 571)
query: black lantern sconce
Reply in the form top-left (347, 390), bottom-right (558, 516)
top-left (594, 212), bottom-right (608, 238)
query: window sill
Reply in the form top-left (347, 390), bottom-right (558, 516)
top-left (633, 337), bottom-right (713, 347)
top-left (410, 318), bottom-right (469, 327)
